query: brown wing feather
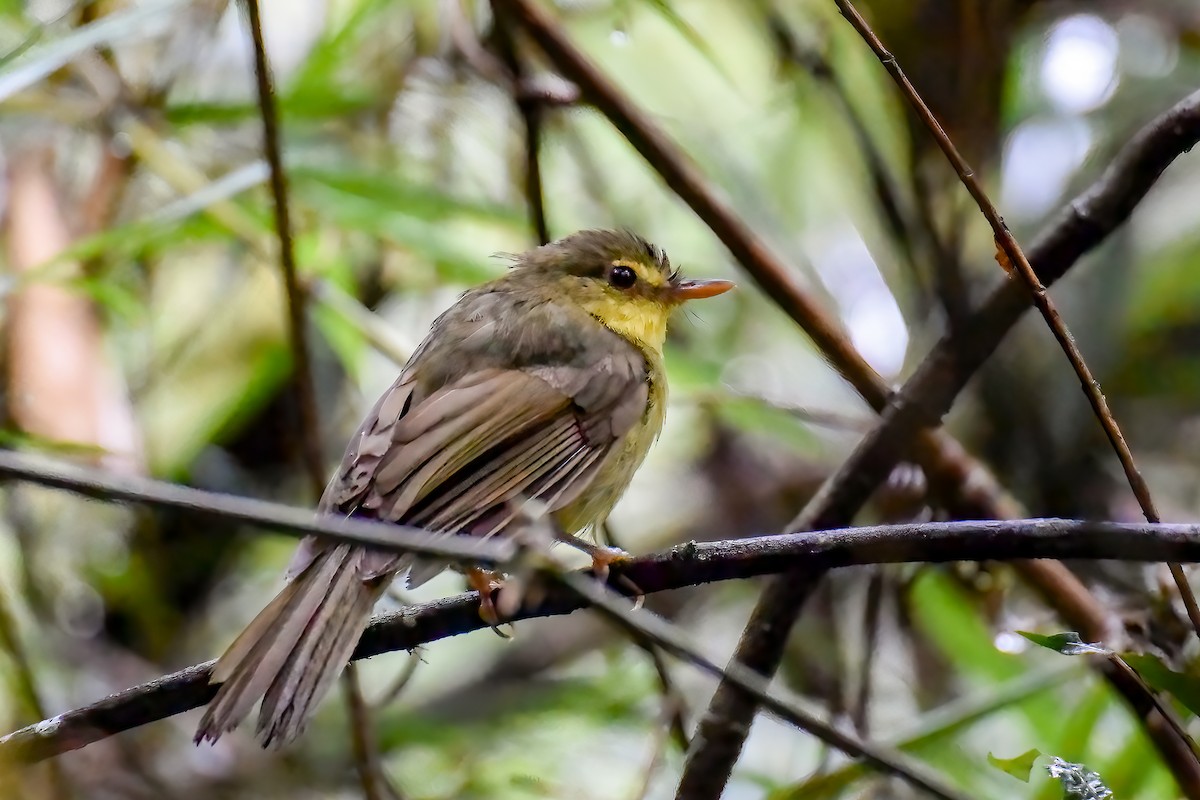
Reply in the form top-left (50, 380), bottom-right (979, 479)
top-left (398, 345), bottom-right (651, 533)
top-left (412, 415), bottom-right (583, 532)
top-left (371, 370), bottom-right (572, 519)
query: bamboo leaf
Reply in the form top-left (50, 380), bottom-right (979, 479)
top-left (1122, 652), bottom-right (1200, 719)
top-left (1019, 631), bottom-right (1112, 657)
top-left (0, 0), bottom-right (189, 101)
top-left (988, 748), bottom-right (1041, 782)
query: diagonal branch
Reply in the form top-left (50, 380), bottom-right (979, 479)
top-left (833, 0), bottom-right (1200, 640)
top-left (8, 517), bottom-right (1200, 765)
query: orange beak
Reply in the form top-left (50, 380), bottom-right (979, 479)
top-left (669, 278), bottom-right (736, 302)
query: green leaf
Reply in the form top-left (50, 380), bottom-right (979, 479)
top-left (1122, 652), bottom-right (1200, 719)
top-left (290, 0), bottom-right (398, 86)
top-left (290, 166), bottom-right (521, 225)
top-left (633, 0), bottom-right (731, 83)
top-left (909, 570), bottom-right (1024, 682)
top-left (69, 275), bottom-right (143, 322)
top-left (988, 748), bottom-right (1042, 782)
top-left (0, 0), bottom-right (190, 101)
top-left (0, 428), bottom-right (109, 458)
top-left (1019, 631), bottom-right (1112, 656)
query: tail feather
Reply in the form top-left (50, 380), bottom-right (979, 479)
top-left (195, 560), bottom-right (336, 743)
top-left (194, 582), bottom-right (301, 742)
top-left (195, 544), bottom-right (383, 747)
top-left (257, 555), bottom-right (355, 723)
top-left (258, 552), bottom-right (380, 745)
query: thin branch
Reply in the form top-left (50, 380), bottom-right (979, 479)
top-left (240, 0), bottom-right (325, 496)
top-left (630, 711), bottom-right (671, 800)
top-left (833, 0), bottom-right (1200, 641)
top-left (243, 0), bottom-right (391, 790)
top-left (10, 518), bottom-right (1200, 764)
top-left (342, 663), bottom-right (402, 800)
top-left (1108, 654), bottom-right (1199, 758)
top-left (0, 586), bottom-right (69, 800)
top-left (371, 649), bottom-right (423, 710)
top-left (558, 573), bottom-right (971, 800)
top-left (635, 630), bottom-right (690, 752)
top-left (514, 56), bottom-right (549, 245)
top-left (0, 450), bottom-right (516, 565)
top-left (492, 4), bottom-right (550, 245)
top-left (605, 521), bottom-right (690, 751)
top-left (851, 567), bottom-right (886, 736)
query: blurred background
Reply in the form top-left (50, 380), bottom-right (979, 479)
top-left (1, 0), bottom-right (1199, 797)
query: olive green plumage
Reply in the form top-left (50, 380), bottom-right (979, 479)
top-left (194, 229), bottom-right (733, 747)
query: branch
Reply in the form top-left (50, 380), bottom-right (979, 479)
top-left (240, 0), bottom-right (324, 497)
top-left (9, 517), bottom-right (1200, 765)
top-left (833, 0), bottom-right (1200, 640)
top-left (0, 450), bottom-right (515, 566)
top-left (907, 84), bottom-right (1200, 422)
top-left (492, 3), bottom-right (550, 245)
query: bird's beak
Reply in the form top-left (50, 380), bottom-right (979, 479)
top-left (669, 278), bottom-right (735, 302)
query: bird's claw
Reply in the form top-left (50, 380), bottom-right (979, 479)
top-left (589, 546), bottom-right (644, 606)
top-left (467, 568), bottom-right (514, 639)
top-left (589, 546), bottom-right (631, 580)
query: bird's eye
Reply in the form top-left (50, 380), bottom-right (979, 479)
top-left (609, 265), bottom-right (637, 289)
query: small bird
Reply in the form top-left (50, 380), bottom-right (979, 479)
top-left (194, 229), bottom-right (734, 747)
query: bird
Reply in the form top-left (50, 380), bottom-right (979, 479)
top-left (194, 228), bottom-right (734, 747)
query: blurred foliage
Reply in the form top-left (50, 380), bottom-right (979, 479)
top-left (0, 0), bottom-right (1199, 798)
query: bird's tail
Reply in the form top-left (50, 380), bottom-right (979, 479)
top-left (195, 543), bottom-right (383, 747)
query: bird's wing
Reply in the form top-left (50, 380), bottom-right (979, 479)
top-left (289, 296), bottom-right (649, 581)
top-left (402, 352), bottom-right (649, 538)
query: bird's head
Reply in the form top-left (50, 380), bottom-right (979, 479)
top-left (514, 229), bottom-right (734, 350)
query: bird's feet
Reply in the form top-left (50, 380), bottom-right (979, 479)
top-left (467, 567), bottom-right (512, 639)
top-left (556, 535), bottom-right (641, 605)
top-left (587, 545), bottom-right (632, 581)
top-left (557, 535), bottom-right (631, 579)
